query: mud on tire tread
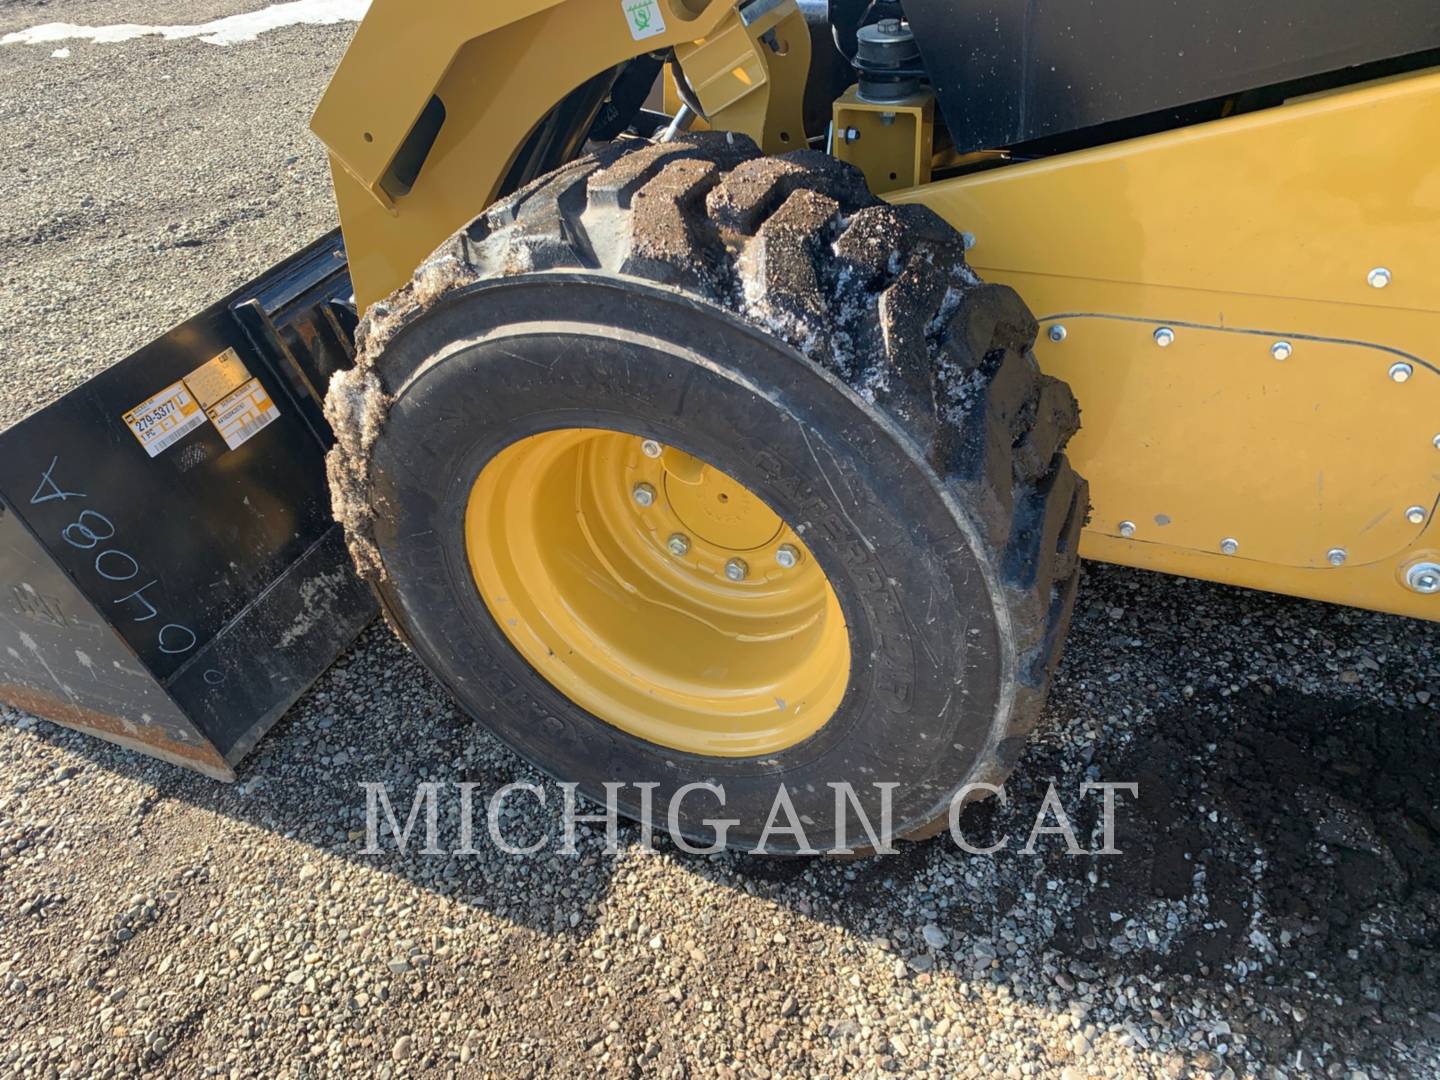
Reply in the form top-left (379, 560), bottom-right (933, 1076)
top-left (329, 133), bottom-right (1088, 839)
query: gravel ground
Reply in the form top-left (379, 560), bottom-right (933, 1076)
top-left (2, 7), bottom-right (1439, 1079)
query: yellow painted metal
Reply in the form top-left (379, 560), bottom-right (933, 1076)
top-left (313, 0), bottom-right (740, 310)
top-left (892, 70), bottom-right (1440, 620)
top-left (674, 2), bottom-right (811, 153)
top-left (465, 429), bottom-right (851, 757)
top-left (831, 85), bottom-right (935, 195)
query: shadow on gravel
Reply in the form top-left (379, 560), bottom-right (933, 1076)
top-left (15, 565), bottom-right (1440, 1074)
top-left (716, 686), bottom-right (1440, 1073)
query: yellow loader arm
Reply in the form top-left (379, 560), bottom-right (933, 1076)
top-left (312, 0), bottom-right (810, 310)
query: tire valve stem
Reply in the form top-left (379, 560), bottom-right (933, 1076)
top-left (775, 544), bottom-right (800, 569)
top-left (632, 483), bottom-right (656, 508)
top-left (724, 558), bottom-right (749, 582)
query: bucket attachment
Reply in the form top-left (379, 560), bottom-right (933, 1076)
top-left (0, 231), bottom-right (375, 779)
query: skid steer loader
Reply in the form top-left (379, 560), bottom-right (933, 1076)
top-left (2, 0), bottom-right (1437, 851)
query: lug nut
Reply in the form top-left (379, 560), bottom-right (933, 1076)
top-left (1390, 362), bottom-right (1413, 383)
top-left (632, 483), bottom-right (656, 507)
top-left (1406, 562), bottom-right (1440, 595)
top-left (1406, 505), bottom-right (1427, 525)
top-left (1153, 327), bottom-right (1175, 348)
top-left (1118, 521), bottom-right (1136, 538)
top-left (1368, 267), bottom-right (1392, 289)
top-left (724, 558), bottom-right (749, 582)
top-left (667, 533), bottom-right (691, 556)
top-left (1327, 547), bottom-right (1347, 566)
top-left (641, 439), bottom-right (663, 459)
top-left (1219, 537), bottom-right (1239, 556)
top-left (1271, 341), bottom-right (1292, 361)
top-left (775, 544), bottom-right (800, 568)
top-left (1049, 325), bottom-right (1067, 343)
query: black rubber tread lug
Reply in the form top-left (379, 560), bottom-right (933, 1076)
top-left (623, 157), bottom-right (728, 293)
top-left (737, 188), bottom-right (843, 365)
top-left (707, 150), bottom-right (871, 236)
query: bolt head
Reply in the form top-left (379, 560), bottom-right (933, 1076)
top-left (1118, 521), bottom-right (1136, 539)
top-left (1406, 506), bottom-right (1427, 525)
top-left (1406, 562), bottom-right (1440, 595)
top-left (775, 544), bottom-right (800, 569)
top-left (667, 533), bottom-right (690, 556)
top-left (1390, 362), bottom-right (1413, 383)
top-left (631, 482), bottom-right (656, 508)
top-left (1219, 537), bottom-right (1239, 556)
top-left (1048, 324), bottom-right (1067, 343)
top-left (1434, 434), bottom-right (1440, 450)
top-left (1368, 267), bottom-right (1392, 289)
top-left (641, 439), bottom-right (663, 459)
top-left (1153, 327), bottom-right (1175, 348)
top-left (843, 127), bottom-right (861, 143)
top-left (1271, 341), bottom-right (1292, 361)
top-left (724, 558), bottom-right (749, 582)
top-left (1327, 547), bottom-right (1347, 566)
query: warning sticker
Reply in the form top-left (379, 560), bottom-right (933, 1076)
top-left (122, 382), bottom-right (208, 458)
top-left (622, 0), bottom-right (666, 40)
top-left (206, 378), bottom-right (280, 451)
top-left (184, 347), bottom-right (251, 409)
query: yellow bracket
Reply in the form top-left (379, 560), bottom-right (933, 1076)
top-left (673, 0), bottom-right (810, 153)
top-left (831, 85), bottom-right (935, 195)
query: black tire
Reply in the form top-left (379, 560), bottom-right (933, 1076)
top-left (324, 133), bottom-right (1087, 853)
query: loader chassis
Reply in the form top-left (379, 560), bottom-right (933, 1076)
top-left (314, 0), bottom-right (1440, 622)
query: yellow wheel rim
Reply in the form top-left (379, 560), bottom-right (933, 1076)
top-left (465, 428), bottom-right (851, 757)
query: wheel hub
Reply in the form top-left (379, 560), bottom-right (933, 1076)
top-left (465, 428), bottom-right (851, 757)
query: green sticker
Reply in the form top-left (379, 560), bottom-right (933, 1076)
top-left (623, 0), bottom-right (667, 40)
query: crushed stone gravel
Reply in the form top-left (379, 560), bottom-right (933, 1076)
top-left (1, 11), bottom-right (1438, 1080)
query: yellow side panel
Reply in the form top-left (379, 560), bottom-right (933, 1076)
top-left (893, 71), bottom-right (1440, 620)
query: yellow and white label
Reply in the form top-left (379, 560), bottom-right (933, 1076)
top-left (622, 0), bottom-right (666, 40)
top-left (122, 382), bottom-right (208, 458)
top-left (206, 378), bottom-right (280, 451)
top-left (184, 347), bottom-right (251, 409)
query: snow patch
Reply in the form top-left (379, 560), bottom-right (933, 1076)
top-left (1, 0), bottom-right (370, 49)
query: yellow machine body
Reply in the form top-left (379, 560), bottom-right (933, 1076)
top-left (312, 1), bottom-right (1440, 622)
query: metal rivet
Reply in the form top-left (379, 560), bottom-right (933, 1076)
top-left (1406, 505), bottom-right (1427, 525)
top-left (631, 483), bottom-right (656, 507)
top-left (1271, 341), bottom-right (1292, 361)
top-left (1048, 324), bottom-right (1067, 343)
top-left (1153, 327), bottom-right (1175, 348)
top-left (1118, 521), bottom-right (1136, 538)
top-left (667, 533), bottom-right (690, 556)
top-left (775, 544), bottom-right (800, 569)
top-left (1219, 537), bottom-right (1239, 556)
top-left (1389, 362), bottom-right (1413, 383)
top-left (1368, 267), bottom-right (1392, 289)
top-left (1327, 547), bottom-right (1347, 567)
top-left (1406, 562), bottom-right (1440, 595)
top-left (724, 558), bottom-right (749, 582)
top-left (641, 439), bottom-right (663, 459)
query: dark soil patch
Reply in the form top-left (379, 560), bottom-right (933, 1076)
top-left (1055, 686), bottom-right (1440, 1069)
